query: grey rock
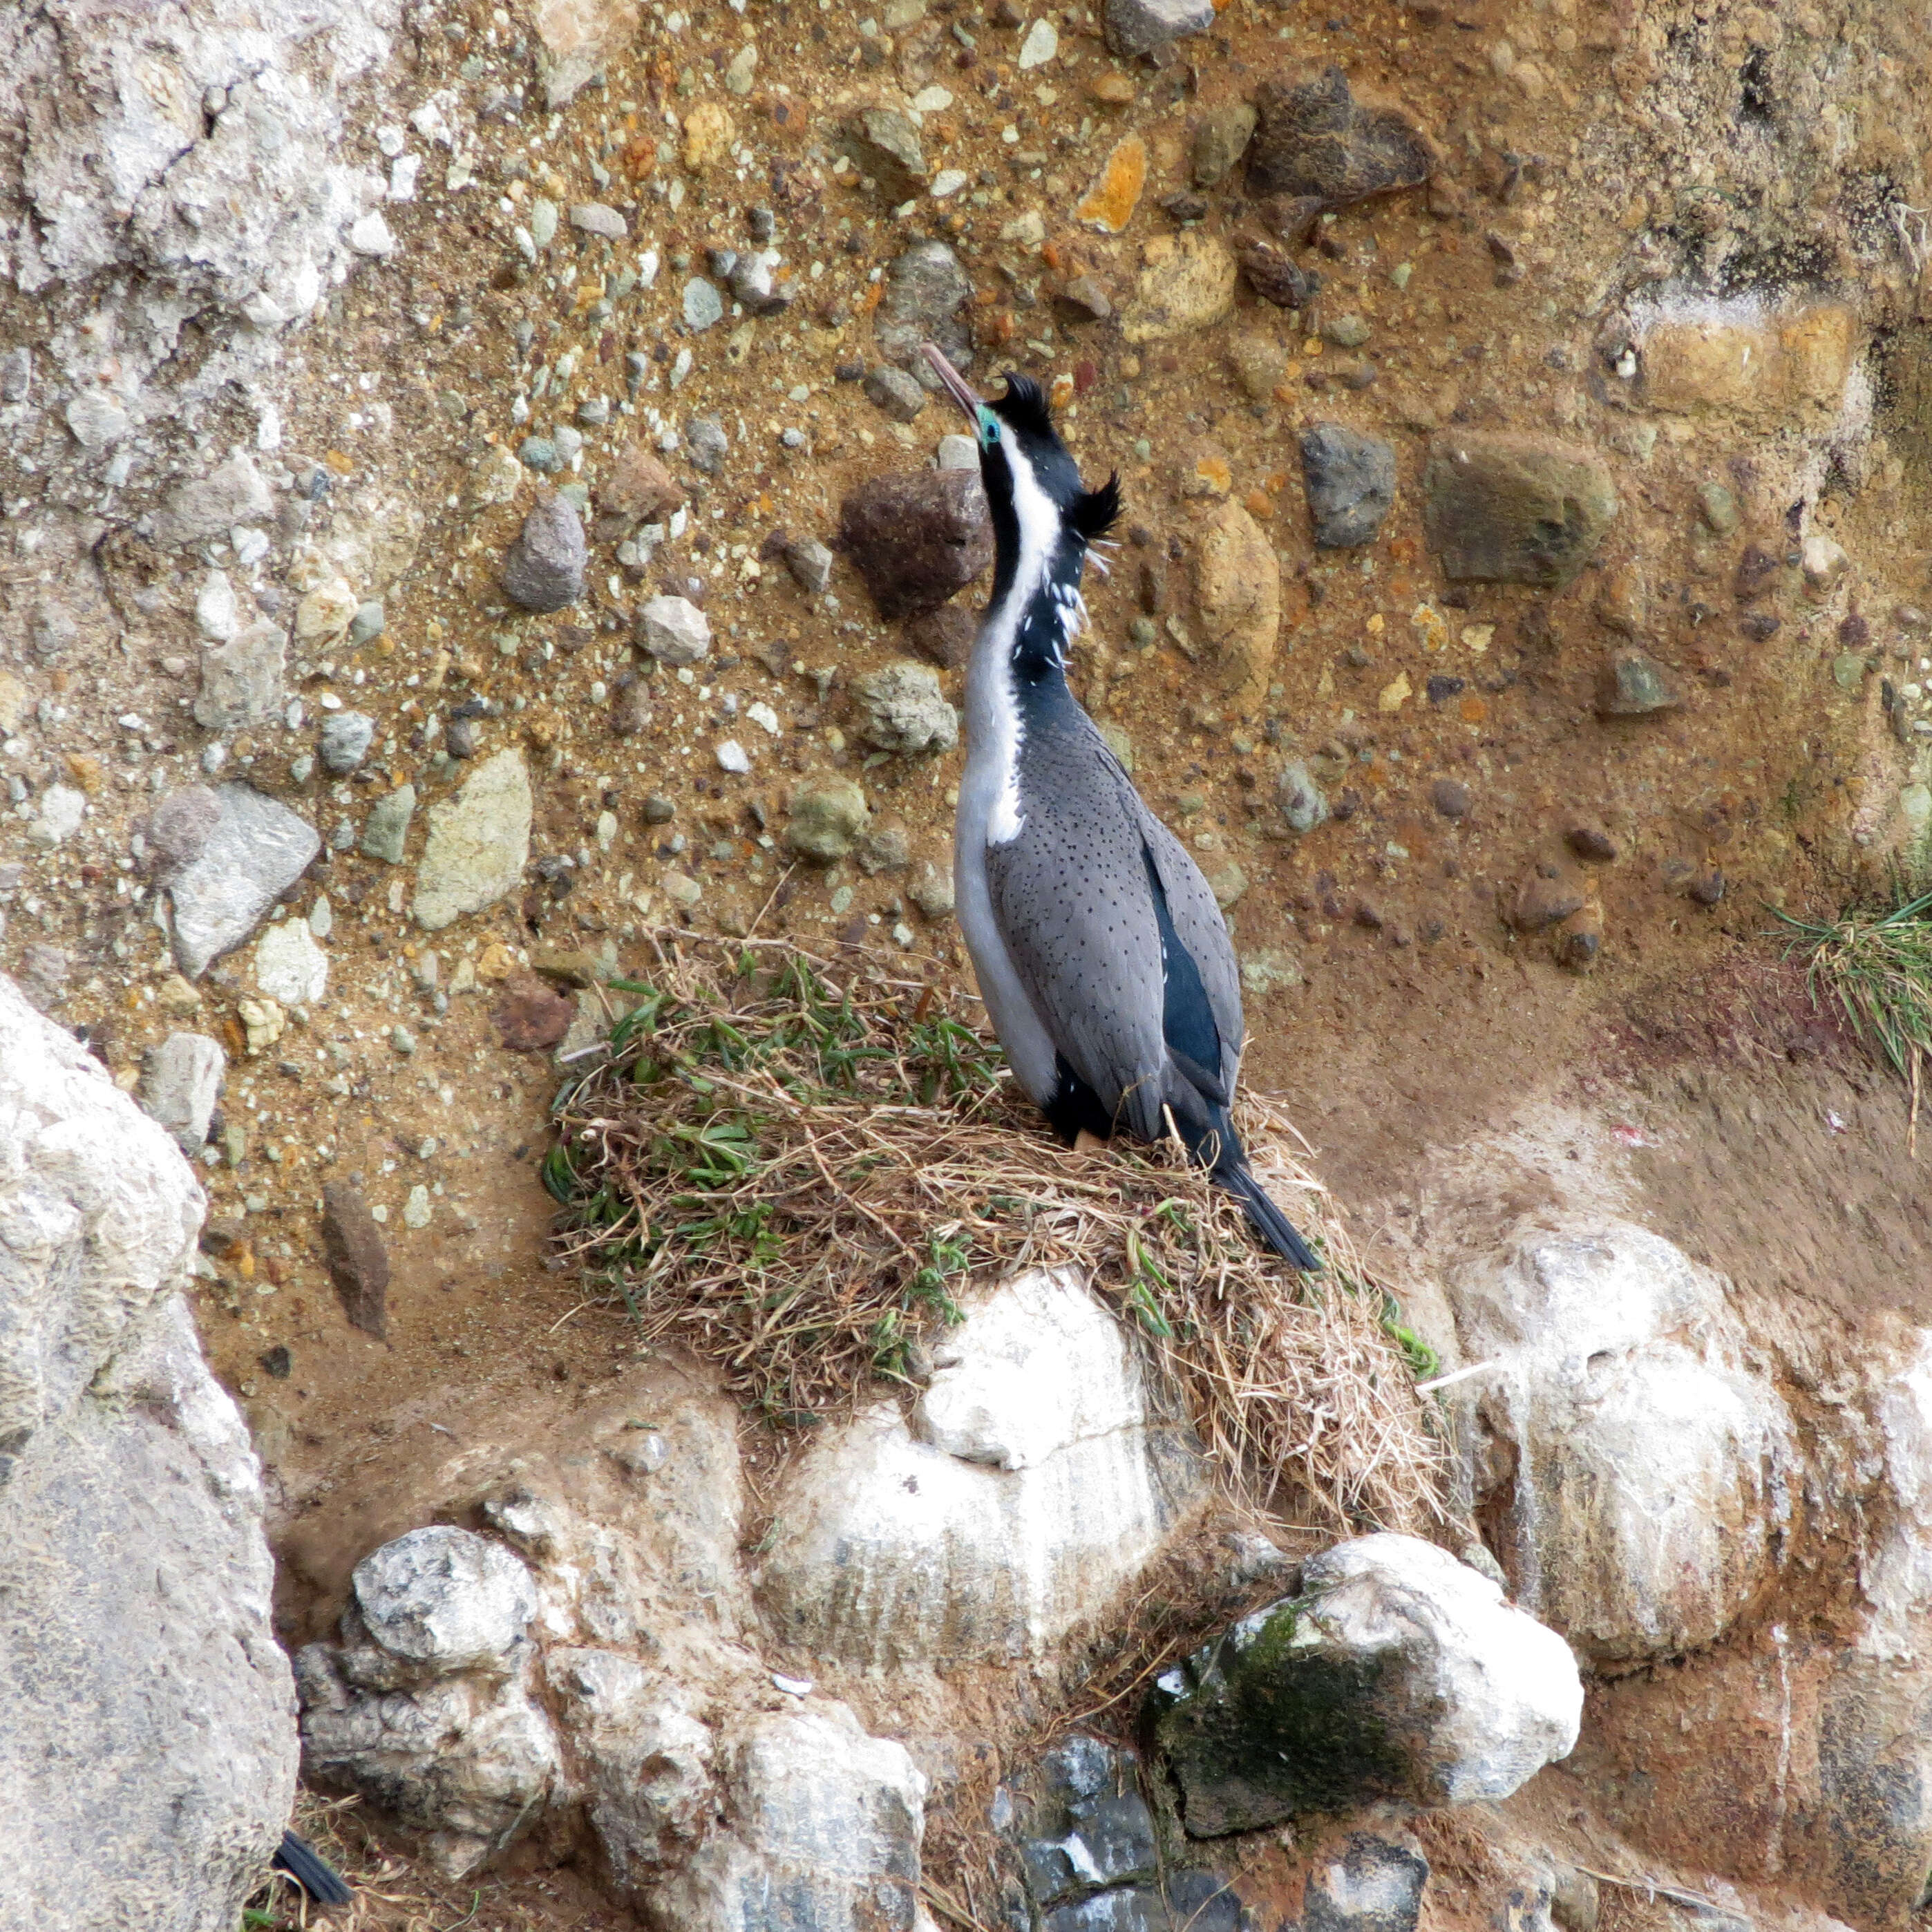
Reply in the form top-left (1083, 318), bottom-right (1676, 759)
top-left (937, 433), bottom-right (981, 471)
top-left (682, 277), bottom-right (725, 331)
top-left (847, 108), bottom-right (928, 202)
top-left (637, 595), bottom-right (712, 665)
top-left (785, 537), bottom-right (835, 594)
top-left (1247, 65), bottom-right (1435, 207)
top-left (15, 943), bottom-right (70, 1011)
top-left (569, 201), bottom-right (628, 239)
top-left (876, 240), bottom-right (974, 383)
top-left (145, 786), bottom-right (226, 870)
top-left (1162, 1871), bottom-right (1247, 1932)
top-left (353, 1527), bottom-right (539, 1672)
top-left (1595, 651), bottom-right (1678, 717)
top-left (0, 981), bottom-right (294, 1927)
top-left (150, 454), bottom-right (276, 549)
top-left (786, 777), bottom-right (871, 861)
top-left (1302, 1836), bottom-right (1428, 1932)
top-left (28, 596), bottom-right (77, 661)
top-left (1423, 434), bottom-right (1618, 589)
top-left (1301, 424), bottom-right (1396, 548)
top-left (685, 415), bottom-right (730, 474)
top-left (1, 347), bottom-right (29, 403)
top-left (348, 599), bottom-right (386, 646)
top-left (1147, 1533), bottom-right (1581, 1837)
top-left (66, 390), bottom-right (130, 449)
top-left (445, 717), bottom-right (480, 759)
top-left (910, 863), bottom-right (956, 920)
top-left (1193, 102), bottom-right (1258, 187)
top-left (193, 619), bottom-right (287, 732)
top-left (1059, 275), bottom-right (1114, 322)
top-left (502, 493), bottom-right (587, 612)
top-left (730, 252), bottom-right (791, 315)
top-left (853, 661), bottom-right (960, 755)
top-left (1023, 1791), bottom-right (1159, 1904)
top-left (1277, 759), bottom-right (1331, 835)
top-left (1045, 1891), bottom-right (1173, 1932)
top-left (162, 784), bottom-right (321, 978)
top-left (1104, 0), bottom-right (1214, 56)
top-left (319, 710), bottom-right (375, 775)
top-left (414, 750), bottom-right (533, 931)
top-left (840, 468), bottom-right (994, 619)
top-left (864, 364), bottom-right (929, 423)
top-left (361, 784), bottom-right (417, 863)
top-left (519, 435), bottom-right (563, 473)
top-left (139, 1032), bottom-right (227, 1153)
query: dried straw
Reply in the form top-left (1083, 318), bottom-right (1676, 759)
top-left (547, 930), bottom-right (1443, 1533)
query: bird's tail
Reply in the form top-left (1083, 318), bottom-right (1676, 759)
top-left (273, 1830), bottom-right (352, 1907)
top-left (1182, 1106), bottom-right (1322, 1272)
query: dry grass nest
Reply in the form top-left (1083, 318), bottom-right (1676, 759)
top-left (544, 930), bottom-right (1446, 1533)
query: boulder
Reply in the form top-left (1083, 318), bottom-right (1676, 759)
top-left (1148, 1533), bottom-right (1581, 1835)
top-left (758, 1269), bottom-right (1206, 1668)
top-left (1448, 1224), bottom-right (1795, 1663)
top-left (0, 976), bottom-right (296, 1929)
top-left (649, 1702), bottom-right (927, 1932)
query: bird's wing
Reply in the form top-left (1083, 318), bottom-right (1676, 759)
top-left (983, 725), bottom-right (1171, 1140)
top-left (1133, 802), bottom-right (1247, 1096)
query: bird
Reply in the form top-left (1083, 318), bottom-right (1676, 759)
top-left (922, 343), bottom-right (1320, 1272)
top-left (272, 1829), bottom-right (353, 1907)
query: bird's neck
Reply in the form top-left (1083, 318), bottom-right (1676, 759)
top-left (978, 541), bottom-right (1086, 690)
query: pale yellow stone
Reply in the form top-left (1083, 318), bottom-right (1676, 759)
top-left (1192, 499), bottom-right (1279, 715)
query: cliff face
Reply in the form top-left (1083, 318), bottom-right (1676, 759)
top-left (4, 0), bottom-right (1932, 1925)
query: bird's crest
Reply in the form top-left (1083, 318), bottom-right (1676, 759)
top-left (1068, 472), bottom-right (1122, 545)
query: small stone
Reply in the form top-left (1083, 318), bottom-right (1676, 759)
top-left (319, 711), bottom-right (375, 775)
top-left (162, 785), bottom-right (321, 980)
top-left (1832, 652), bottom-right (1868, 695)
top-left (853, 662), bottom-right (959, 755)
top-left (1564, 818), bottom-right (1618, 862)
top-left (569, 201), bottom-right (629, 239)
top-left (847, 108), bottom-right (928, 202)
top-left (27, 784), bottom-right (86, 850)
top-left (140, 1032), bottom-right (227, 1154)
top-left (195, 571), bottom-right (238, 643)
top-left (786, 777), bottom-right (871, 861)
top-left (875, 241), bottom-right (975, 381)
top-left (1424, 434), bottom-right (1618, 589)
top-left (1240, 240), bottom-right (1320, 310)
top-left (254, 918), bottom-right (328, 1006)
top-left (937, 433), bottom-right (982, 471)
top-left (596, 444), bottom-right (685, 539)
top-left (1696, 480), bottom-right (1740, 535)
top-left (642, 795), bottom-right (678, 824)
top-left (529, 198), bottom-right (559, 246)
top-left (348, 601), bottom-right (386, 647)
top-left (1430, 778), bottom-right (1471, 819)
top-left (685, 415), bottom-right (730, 474)
top-left (414, 750), bottom-right (534, 931)
top-left (1104, 0), bottom-right (1214, 57)
top-left (1123, 234), bottom-right (1239, 343)
top-left (194, 621), bottom-right (287, 732)
top-left (637, 595), bottom-right (712, 665)
top-left (1321, 312), bottom-right (1372, 350)
top-left (519, 435), bottom-right (563, 475)
top-left (1689, 869), bottom-right (1725, 908)
top-left (1277, 758), bottom-right (1330, 835)
top-left (1247, 65), bottom-right (1435, 208)
top-left (1193, 104), bottom-right (1258, 187)
top-left (1595, 651), bottom-right (1678, 718)
top-left (1301, 424), bottom-right (1396, 548)
top-left (1206, 862), bottom-right (1249, 909)
top-left (906, 605), bottom-right (977, 670)
top-left (784, 538), bottom-right (835, 594)
top-left (863, 366), bottom-right (929, 423)
top-left (1555, 905), bottom-right (1602, 974)
top-left (840, 469), bottom-right (993, 620)
top-left (683, 278), bottom-right (725, 331)
top-left (444, 717), bottom-right (480, 760)
top-left (502, 492), bottom-right (587, 612)
top-left (660, 870), bottom-right (703, 907)
top-left (1193, 500), bottom-right (1280, 714)
top-left (150, 454), bottom-right (276, 549)
top-left (66, 390), bottom-right (131, 450)
top-left (403, 1185), bottom-right (432, 1230)
top-left (681, 99), bottom-right (736, 171)
top-left (493, 974), bottom-right (576, 1051)
top-left (910, 864), bottom-right (955, 920)
top-left (716, 739), bottom-right (752, 774)
top-left (390, 1025), bottom-right (417, 1057)
top-left (1018, 17), bottom-right (1059, 66)
top-left (1513, 872), bottom-right (1586, 931)
top-left (348, 211), bottom-right (397, 256)
top-left (322, 1183), bottom-right (390, 1337)
top-left (1075, 135), bottom-right (1148, 234)
top-left (1228, 333), bottom-right (1290, 399)
top-left (1091, 73), bottom-right (1137, 105)
top-left (1058, 276), bottom-right (1114, 323)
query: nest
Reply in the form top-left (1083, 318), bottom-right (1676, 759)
top-left (547, 931), bottom-right (1444, 1533)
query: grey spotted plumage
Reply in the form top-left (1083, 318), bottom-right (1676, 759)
top-left (925, 345), bottom-right (1318, 1271)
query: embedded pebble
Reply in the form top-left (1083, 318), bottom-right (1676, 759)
top-left (319, 711), bottom-right (375, 775)
top-left (683, 278), bottom-right (726, 331)
top-left (502, 493), bottom-right (587, 612)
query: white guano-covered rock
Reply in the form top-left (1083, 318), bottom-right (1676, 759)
top-left (650, 1701), bottom-right (927, 1932)
top-left (758, 1269), bottom-right (1204, 1668)
top-left (353, 1526), bottom-right (540, 1672)
top-left (1150, 1532), bottom-right (1582, 1836)
top-left (0, 977), bottom-right (296, 1929)
top-left (1450, 1222), bottom-right (1796, 1663)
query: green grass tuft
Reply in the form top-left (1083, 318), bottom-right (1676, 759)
top-left (1776, 884), bottom-right (1932, 1082)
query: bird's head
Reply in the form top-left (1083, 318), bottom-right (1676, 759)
top-left (923, 345), bottom-right (1120, 594)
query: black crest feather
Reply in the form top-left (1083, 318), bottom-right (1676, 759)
top-left (1070, 473), bottom-right (1123, 544)
top-left (992, 371), bottom-right (1055, 439)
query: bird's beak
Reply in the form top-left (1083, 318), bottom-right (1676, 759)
top-left (922, 341), bottom-right (983, 424)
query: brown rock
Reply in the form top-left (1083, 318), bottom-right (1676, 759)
top-left (493, 974), bottom-right (576, 1051)
top-left (905, 604), bottom-right (976, 669)
top-left (1513, 869), bottom-right (1586, 931)
top-left (1246, 65), bottom-right (1434, 207)
top-left (1239, 239), bottom-right (1319, 310)
top-left (609, 676), bottom-right (653, 737)
top-left (1423, 433), bottom-right (1618, 589)
top-left (839, 469), bottom-right (993, 621)
top-left (1555, 904), bottom-right (1602, 973)
top-left (322, 1183), bottom-right (390, 1339)
top-left (595, 443), bottom-right (685, 540)
top-left (1430, 777), bottom-right (1471, 819)
top-left (1564, 817), bottom-right (1618, 862)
